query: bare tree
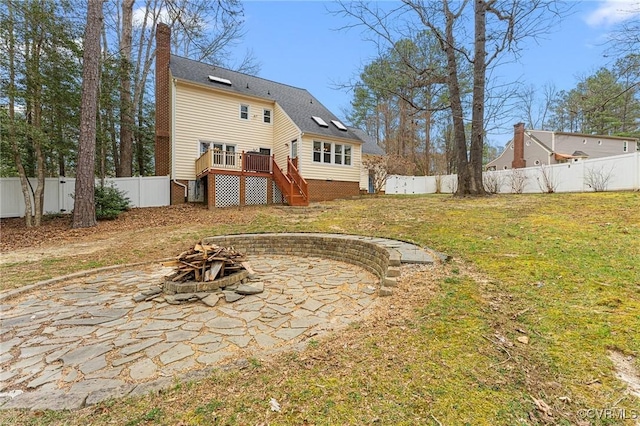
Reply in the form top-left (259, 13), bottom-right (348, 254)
top-left (73, 0), bottom-right (103, 228)
top-left (335, 0), bottom-right (568, 195)
top-left (362, 156), bottom-right (389, 193)
top-left (517, 82), bottom-right (558, 129)
top-left (585, 165), bottom-right (614, 192)
top-left (117, 0), bottom-right (134, 177)
top-left (607, 3), bottom-right (640, 57)
top-left (483, 170), bottom-right (505, 194)
top-left (4, 1), bottom-right (34, 226)
top-left (509, 168), bottom-right (528, 194)
top-left (536, 165), bottom-right (558, 194)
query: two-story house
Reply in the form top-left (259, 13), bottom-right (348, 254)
top-left (487, 122), bottom-right (639, 171)
top-left (155, 24), bottom-right (365, 208)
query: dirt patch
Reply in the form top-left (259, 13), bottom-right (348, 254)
top-left (609, 350), bottom-right (640, 399)
top-left (0, 204), bottom-right (260, 255)
top-left (0, 239), bottom-right (118, 265)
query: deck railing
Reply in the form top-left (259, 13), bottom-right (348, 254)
top-left (243, 152), bottom-right (272, 173)
top-left (196, 150), bottom-right (276, 176)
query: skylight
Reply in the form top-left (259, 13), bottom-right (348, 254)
top-left (312, 116), bottom-right (329, 127)
top-left (331, 120), bottom-right (347, 131)
top-left (208, 75), bottom-right (232, 86)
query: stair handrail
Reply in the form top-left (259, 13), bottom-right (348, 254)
top-left (272, 156), bottom-right (293, 203)
top-left (287, 157), bottom-right (308, 201)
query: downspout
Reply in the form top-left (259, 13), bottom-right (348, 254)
top-left (550, 131), bottom-right (555, 165)
top-left (171, 78), bottom-right (188, 201)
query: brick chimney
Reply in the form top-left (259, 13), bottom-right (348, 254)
top-left (511, 122), bottom-right (526, 169)
top-left (155, 23), bottom-right (171, 177)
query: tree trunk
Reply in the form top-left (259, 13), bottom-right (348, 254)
top-left (442, 2), bottom-right (470, 194)
top-left (73, 0), bottom-right (103, 228)
top-left (117, 0), bottom-right (135, 177)
top-left (6, 2), bottom-right (34, 227)
top-left (424, 108), bottom-right (431, 175)
top-left (25, 11), bottom-right (46, 225)
top-left (469, 0), bottom-right (487, 195)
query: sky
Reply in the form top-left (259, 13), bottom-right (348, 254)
top-left (231, 1), bottom-right (640, 148)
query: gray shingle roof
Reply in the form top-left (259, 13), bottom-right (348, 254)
top-left (170, 55), bottom-right (361, 143)
top-left (349, 128), bottom-right (385, 155)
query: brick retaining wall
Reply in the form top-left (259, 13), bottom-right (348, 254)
top-left (202, 233), bottom-right (398, 295)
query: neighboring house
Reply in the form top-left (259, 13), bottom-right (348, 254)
top-left (154, 23), bottom-right (364, 208)
top-left (487, 123), bottom-right (639, 171)
top-left (350, 128), bottom-right (386, 193)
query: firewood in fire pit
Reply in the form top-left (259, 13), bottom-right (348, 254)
top-left (163, 242), bottom-right (246, 283)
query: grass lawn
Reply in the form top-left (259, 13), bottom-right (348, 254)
top-left (1, 192), bottom-right (639, 425)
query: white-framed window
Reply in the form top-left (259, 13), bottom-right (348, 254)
top-left (240, 104), bottom-right (249, 120)
top-left (263, 109), bottom-right (271, 123)
top-left (313, 141), bottom-right (322, 163)
top-left (200, 141), bottom-right (236, 166)
top-left (623, 141), bottom-right (628, 152)
top-left (334, 144), bottom-right (343, 165)
top-left (323, 142), bottom-right (331, 163)
top-left (200, 141), bottom-right (212, 155)
top-left (312, 141), bottom-right (352, 166)
top-left (291, 139), bottom-right (298, 159)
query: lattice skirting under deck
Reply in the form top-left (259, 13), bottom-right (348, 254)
top-left (272, 181), bottom-right (284, 204)
top-left (215, 175), bottom-right (240, 207)
top-left (245, 176), bottom-right (268, 205)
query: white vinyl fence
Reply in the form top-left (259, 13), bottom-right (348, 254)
top-left (0, 176), bottom-right (170, 218)
top-left (386, 152), bottom-right (640, 195)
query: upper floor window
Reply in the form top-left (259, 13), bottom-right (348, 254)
top-left (240, 104), bottom-right (249, 120)
top-left (263, 109), bottom-right (272, 123)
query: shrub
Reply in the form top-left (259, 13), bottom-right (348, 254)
top-left (95, 184), bottom-right (130, 220)
top-left (585, 165), bottom-right (614, 192)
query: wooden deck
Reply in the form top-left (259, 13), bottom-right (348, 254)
top-left (196, 150), bottom-right (308, 206)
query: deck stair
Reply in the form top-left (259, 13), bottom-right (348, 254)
top-left (272, 157), bottom-right (308, 206)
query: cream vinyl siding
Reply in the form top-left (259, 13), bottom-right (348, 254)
top-left (360, 155), bottom-right (372, 190)
top-left (299, 135), bottom-right (362, 182)
top-left (173, 81), bottom-right (275, 180)
top-left (273, 103), bottom-right (300, 170)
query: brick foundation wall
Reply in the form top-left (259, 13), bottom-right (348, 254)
top-left (170, 180), bottom-right (188, 205)
top-left (202, 234), bottom-right (393, 283)
top-left (306, 179), bottom-right (360, 202)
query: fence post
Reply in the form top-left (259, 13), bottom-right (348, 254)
top-left (632, 151), bottom-right (640, 191)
